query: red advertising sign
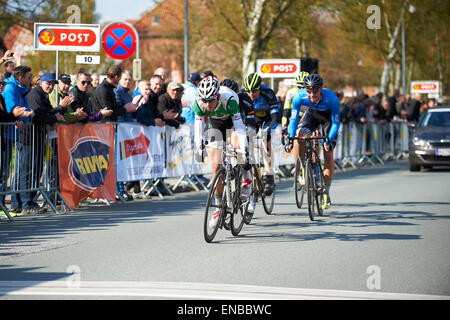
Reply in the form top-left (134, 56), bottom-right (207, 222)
top-left (34, 23), bottom-right (101, 52)
top-left (411, 81), bottom-right (440, 94)
top-left (257, 59), bottom-right (300, 78)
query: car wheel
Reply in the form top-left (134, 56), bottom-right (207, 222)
top-left (409, 162), bottom-right (420, 172)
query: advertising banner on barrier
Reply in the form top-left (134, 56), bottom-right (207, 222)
top-left (116, 123), bottom-right (165, 181)
top-left (57, 123), bottom-right (116, 208)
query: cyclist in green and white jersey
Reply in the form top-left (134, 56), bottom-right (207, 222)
top-left (194, 76), bottom-right (252, 228)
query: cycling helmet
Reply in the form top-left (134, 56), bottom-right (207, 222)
top-left (197, 76), bottom-right (220, 100)
top-left (295, 71), bottom-right (310, 85)
top-left (303, 74), bottom-right (323, 90)
top-left (220, 78), bottom-right (239, 93)
top-left (244, 73), bottom-right (262, 92)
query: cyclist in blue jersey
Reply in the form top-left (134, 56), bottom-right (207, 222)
top-left (285, 74), bottom-right (340, 209)
top-left (243, 73), bottom-right (280, 196)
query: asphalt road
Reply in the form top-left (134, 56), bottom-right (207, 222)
top-left (1, 161), bottom-right (449, 300)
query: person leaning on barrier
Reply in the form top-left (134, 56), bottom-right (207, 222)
top-left (68, 71), bottom-right (112, 123)
top-left (136, 80), bottom-right (165, 127)
top-left (181, 72), bottom-right (202, 124)
top-left (49, 73), bottom-right (75, 110)
top-left (115, 70), bottom-right (142, 123)
top-left (15, 73), bottom-right (65, 215)
top-left (90, 65), bottom-right (137, 122)
top-left (0, 73), bottom-right (34, 215)
top-left (157, 81), bottom-right (186, 129)
top-left (148, 74), bottom-right (165, 120)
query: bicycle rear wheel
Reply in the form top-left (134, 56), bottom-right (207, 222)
top-left (231, 167), bottom-right (247, 236)
top-left (316, 161), bottom-right (325, 216)
top-left (294, 157), bottom-right (305, 209)
top-left (253, 165), bottom-right (275, 215)
top-left (204, 168), bottom-right (225, 243)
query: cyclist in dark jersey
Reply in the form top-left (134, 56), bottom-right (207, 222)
top-left (285, 74), bottom-right (340, 209)
top-left (243, 73), bottom-right (280, 196)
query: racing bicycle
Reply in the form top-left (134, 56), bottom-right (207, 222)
top-left (288, 135), bottom-right (326, 221)
top-left (204, 143), bottom-right (249, 242)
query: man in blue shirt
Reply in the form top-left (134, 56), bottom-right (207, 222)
top-left (286, 74), bottom-right (340, 209)
top-left (181, 72), bottom-right (201, 124)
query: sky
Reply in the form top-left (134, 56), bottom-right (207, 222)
top-left (95, 0), bottom-right (156, 23)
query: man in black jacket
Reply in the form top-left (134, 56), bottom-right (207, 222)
top-left (18, 73), bottom-right (65, 215)
top-left (157, 81), bottom-right (185, 129)
top-left (90, 65), bottom-right (136, 122)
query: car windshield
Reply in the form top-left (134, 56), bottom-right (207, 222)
top-left (419, 111), bottom-right (450, 127)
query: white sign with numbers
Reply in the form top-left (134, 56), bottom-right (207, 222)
top-left (76, 55), bottom-right (100, 64)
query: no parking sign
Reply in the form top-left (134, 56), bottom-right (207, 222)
top-left (102, 22), bottom-right (138, 60)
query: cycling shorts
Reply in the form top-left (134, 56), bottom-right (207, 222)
top-left (298, 109), bottom-right (338, 148)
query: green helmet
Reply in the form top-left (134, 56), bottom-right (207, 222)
top-left (244, 73), bottom-right (262, 92)
top-left (295, 71), bottom-right (310, 85)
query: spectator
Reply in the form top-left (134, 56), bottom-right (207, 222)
top-left (352, 91), bottom-right (367, 123)
top-left (17, 73), bottom-right (65, 215)
top-left (136, 80), bottom-right (165, 127)
top-left (376, 97), bottom-right (392, 123)
top-left (339, 94), bottom-right (353, 124)
top-left (387, 88), bottom-right (401, 119)
top-left (157, 81), bottom-right (186, 129)
top-left (0, 73), bottom-right (33, 214)
top-left (427, 98), bottom-right (436, 109)
top-left (90, 65), bottom-right (137, 122)
top-left (91, 73), bottom-right (100, 89)
top-left (115, 70), bottom-right (141, 122)
top-left (68, 71), bottom-right (112, 123)
top-left (419, 101), bottom-right (429, 118)
top-left (148, 74), bottom-right (164, 119)
top-left (154, 67), bottom-right (169, 94)
top-left (2, 50), bottom-right (15, 79)
top-left (49, 73), bottom-right (75, 110)
top-left (1, 65), bottom-right (35, 215)
top-left (181, 72), bottom-right (201, 124)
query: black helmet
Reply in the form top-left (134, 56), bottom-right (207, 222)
top-left (304, 74), bottom-right (323, 90)
top-left (244, 73), bottom-right (262, 92)
top-left (220, 79), bottom-right (239, 93)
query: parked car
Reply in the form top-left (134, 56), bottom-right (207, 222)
top-left (408, 107), bottom-right (450, 171)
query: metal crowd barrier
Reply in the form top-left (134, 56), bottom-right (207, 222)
top-left (0, 122), bottom-right (70, 222)
top-left (336, 120), bottom-right (411, 169)
top-left (1, 120), bottom-right (412, 223)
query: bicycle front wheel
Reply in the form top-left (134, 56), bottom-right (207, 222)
top-left (231, 167), bottom-right (247, 236)
top-left (294, 157), bottom-right (305, 209)
top-left (204, 168), bottom-right (225, 243)
top-left (305, 160), bottom-right (316, 221)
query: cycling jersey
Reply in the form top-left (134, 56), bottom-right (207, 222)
top-left (194, 86), bottom-right (247, 151)
top-left (281, 87), bottom-right (306, 127)
top-left (250, 84), bottom-right (279, 119)
top-left (288, 88), bottom-right (340, 142)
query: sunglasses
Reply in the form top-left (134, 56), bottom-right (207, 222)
top-left (201, 97), bottom-right (216, 103)
top-left (245, 87), bottom-right (260, 93)
top-left (81, 80), bottom-right (92, 85)
top-left (297, 85), bottom-right (304, 89)
top-left (306, 88), bottom-right (320, 93)
top-left (0, 82), bottom-right (6, 86)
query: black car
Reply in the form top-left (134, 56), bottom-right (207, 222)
top-left (408, 107), bottom-right (450, 171)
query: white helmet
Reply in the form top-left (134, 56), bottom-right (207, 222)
top-left (197, 76), bottom-right (220, 100)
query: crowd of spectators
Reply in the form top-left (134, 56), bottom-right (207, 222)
top-left (0, 47), bottom-right (448, 215)
top-left (0, 49), bottom-right (210, 214)
top-left (334, 88), bottom-right (442, 126)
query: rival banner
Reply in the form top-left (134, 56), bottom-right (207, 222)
top-left (57, 123), bottom-right (116, 208)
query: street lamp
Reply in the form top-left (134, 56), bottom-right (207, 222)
top-left (402, 4), bottom-right (416, 95)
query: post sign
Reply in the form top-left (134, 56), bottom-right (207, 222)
top-left (34, 23), bottom-right (101, 52)
top-left (102, 23), bottom-right (137, 60)
top-left (257, 59), bottom-right (300, 78)
top-left (410, 81), bottom-right (440, 94)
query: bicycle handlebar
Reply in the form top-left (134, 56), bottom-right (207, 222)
top-left (289, 135), bottom-right (327, 141)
